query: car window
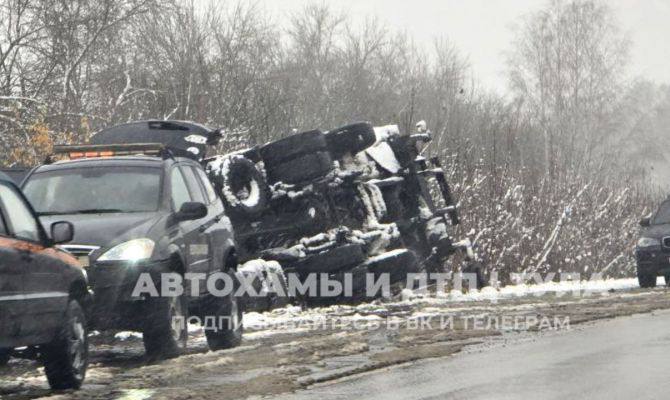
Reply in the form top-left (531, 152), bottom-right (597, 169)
top-left (0, 183), bottom-right (41, 242)
top-left (180, 166), bottom-right (206, 204)
top-left (193, 167), bottom-right (218, 204)
top-left (24, 166), bottom-right (162, 215)
top-left (170, 168), bottom-right (192, 211)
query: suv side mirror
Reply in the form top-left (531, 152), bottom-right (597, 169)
top-left (175, 202), bottom-right (207, 222)
top-left (51, 221), bottom-right (74, 244)
top-left (640, 216), bottom-right (651, 227)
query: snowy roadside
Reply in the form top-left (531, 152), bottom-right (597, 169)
top-left (240, 277), bottom-right (652, 338)
top-left (105, 278), bottom-right (651, 343)
top-left (3, 278), bottom-right (670, 400)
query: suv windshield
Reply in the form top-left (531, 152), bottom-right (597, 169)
top-left (653, 201), bottom-right (670, 225)
top-left (23, 166), bottom-right (162, 215)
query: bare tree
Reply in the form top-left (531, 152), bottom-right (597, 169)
top-left (506, 0), bottom-right (630, 178)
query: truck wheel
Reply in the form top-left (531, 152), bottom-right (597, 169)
top-left (204, 293), bottom-right (243, 351)
top-left (462, 261), bottom-right (488, 290)
top-left (637, 272), bottom-right (657, 288)
top-left (142, 295), bottom-right (187, 360)
top-left (260, 129), bottom-right (327, 167)
top-left (42, 300), bottom-right (88, 390)
top-left (0, 348), bottom-right (11, 366)
top-left (296, 244), bottom-right (366, 274)
top-left (325, 122), bottom-right (376, 158)
top-left (265, 151), bottom-right (334, 184)
top-left (329, 264), bottom-right (370, 299)
top-left (365, 249), bottom-right (419, 284)
top-left (209, 156), bottom-right (270, 218)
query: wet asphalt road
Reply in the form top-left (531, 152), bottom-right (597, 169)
top-left (278, 309), bottom-right (670, 400)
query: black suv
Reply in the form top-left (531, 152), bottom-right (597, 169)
top-left (22, 141), bottom-right (242, 358)
top-left (0, 172), bottom-right (91, 389)
top-left (636, 200), bottom-right (670, 288)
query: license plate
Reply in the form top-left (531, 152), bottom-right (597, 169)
top-left (77, 256), bottom-right (90, 268)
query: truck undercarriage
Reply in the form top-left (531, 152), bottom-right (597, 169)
top-left (203, 121), bottom-right (486, 305)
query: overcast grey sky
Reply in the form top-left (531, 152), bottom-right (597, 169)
top-left (258, 0), bottom-right (670, 94)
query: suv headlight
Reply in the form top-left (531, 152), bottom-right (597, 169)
top-left (98, 239), bottom-right (155, 262)
top-left (637, 237), bottom-right (660, 248)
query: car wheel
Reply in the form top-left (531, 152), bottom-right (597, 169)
top-left (265, 151), bottom-right (334, 184)
top-left (666, 275), bottom-right (670, 287)
top-left (325, 122), bottom-right (377, 158)
top-left (142, 295), bottom-right (188, 360)
top-left (0, 348), bottom-right (11, 366)
top-left (204, 292), bottom-right (243, 351)
top-left (208, 155), bottom-right (270, 218)
top-left (260, 129), bottom-right (328, 167)
top-left (637, 272), bottom-right (657, 288)
top-left (42, 300), bottom-right (88, 390)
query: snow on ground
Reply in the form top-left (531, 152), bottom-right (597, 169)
top-left (238, 277), bottom-right (658, 339)
top-left (114, 323), bottom-right (202, 341)
top-left (114, 331), bottom-right (143, 341)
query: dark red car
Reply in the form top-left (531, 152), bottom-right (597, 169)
top-left (0, 172), bottom-right (91, 390)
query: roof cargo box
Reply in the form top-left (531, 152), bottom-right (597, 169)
top-left (90, 120), bottom-right (219, 160)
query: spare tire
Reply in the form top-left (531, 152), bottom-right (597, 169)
top-left (207, 155), bottom-right (270, 218)
top-left (260, 129), bottom-right (327, 167)
top-left (326, 122), bottom-right (376, 158)
top-left (265, 151), bottom-right (334, 184)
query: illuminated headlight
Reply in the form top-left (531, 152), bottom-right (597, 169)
top-left (637, 237), bottom-right (660, 248)
top-left (98, 239), bottom-right (155, 262)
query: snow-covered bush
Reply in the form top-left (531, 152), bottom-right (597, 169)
top-left (441, 145), bottom-right (654, 283)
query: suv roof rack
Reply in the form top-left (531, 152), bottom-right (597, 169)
top-left (48, 143), bottom-right (170, 163)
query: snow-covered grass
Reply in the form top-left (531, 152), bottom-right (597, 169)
top-left (443, 149), bottom-right (652, 280)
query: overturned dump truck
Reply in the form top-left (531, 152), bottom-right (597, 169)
top-left (90, 120), bottom-right (486, 306)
